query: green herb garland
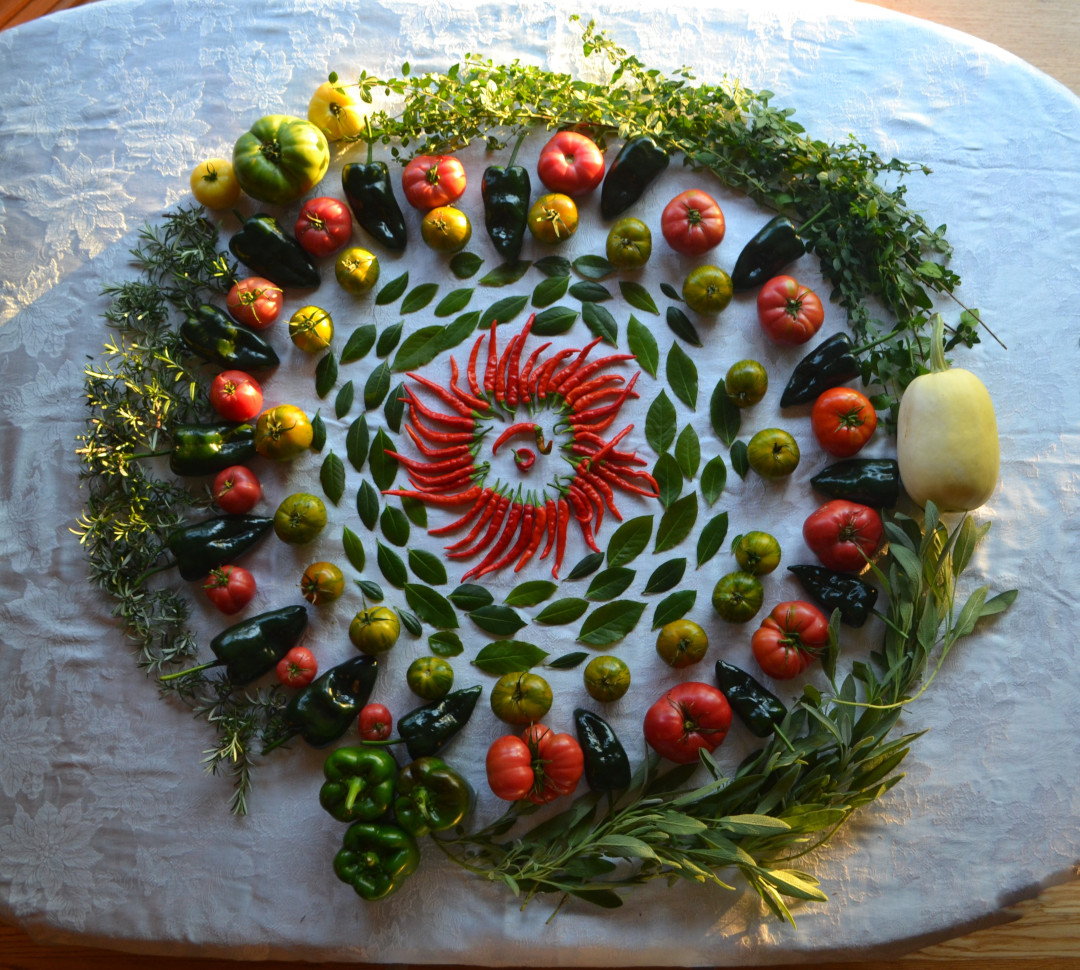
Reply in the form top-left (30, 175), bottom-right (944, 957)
top-left (74, 21), bottom-right (1017, 918)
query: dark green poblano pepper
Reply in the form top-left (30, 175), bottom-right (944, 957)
top-left (730, 215), bottom-right (807, 291)
top-left (787, 564), bottom-right (879, 627)
top-left (397, 684), bottom-right (482, 760)
top-left (599, 135), bottom-right (670, 219)
top-left (810, 457), bottom-right (901, 508)
top-left (168, 421), bottom-right (256, 477)
top-left (573, 708), bottom-right (631, 792)
top-left (342, 145), bottom-right (408, 252)
top-left (229, 212), bottom-right (320, 289)
top-left (165, 514), bottom-right (274, 581)
top-left (714, 660), bottom-right (788, 738)
top-left (779, 333), bottom-right (861, 408)
top-left (179, 304), bottom-right (280, 372)
top-left (481, 135), bottom-right (531, 261)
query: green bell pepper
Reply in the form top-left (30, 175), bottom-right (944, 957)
top-left (342, 160), bottom-right (408, 252)
top-left (166, 514), bottom-right (273, 581)
top-left (599, 134), bottom-right (670, 220)
top-left (179, 304), bottom-right (280, 372)
top-left (229, 212), bottom-right (320, 290)
top-left (231, 114), bottom-right (330, 206)
top-left (320, 745), bottom-right (398, 823)
top-left (333, 821), bottom-right (420, 901)
top-left (393, 756), bottom-right (472, 837)
top-left (397, 684), bottom-right (482, 761)
top-left (169, 421), bottom-right (255, 477)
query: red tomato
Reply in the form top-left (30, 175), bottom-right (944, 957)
top-left (486, 725), bottom-right (584, 804)
top-left (294, 196), bottom-right (353, 258)
top-left (811, 386), bottom-right (878, 457)
top-left (660, 189), bottom-right (725, 257)
top-left (643, 682), bottom-right (732, 764)
top-left (202, 565), bottom-right (256, 615)
top-left (751, 601), bottom-right (830, 680)
top-left (486, 734), bottom-right (535, 802)
top-left (401, 154), bottom-right (467, 210)
top-left (276, 645), bottom-right (317, 688)
top-left (212, 465), bottom-right (261, 514)
top-left (536, 131), bottom-right (605, 197)
top-left (756, 275), bottom-right (825, 345)
top-left (209, 370), bottom-right (263, 423)
top-left (357, 702), bottom-right (393, 741)
top-left (803, 499), bottom-right (884, 572)
top-left (226, 277), bottom-right (283, 330)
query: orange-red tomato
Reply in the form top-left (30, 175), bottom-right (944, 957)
top-left (751, 601), bottom-right (830, 680)
top-left (811, 386), bottom-right (878, 457)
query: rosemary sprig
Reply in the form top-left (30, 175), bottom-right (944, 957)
top-left (434, 505), bottom-right (1016, 924)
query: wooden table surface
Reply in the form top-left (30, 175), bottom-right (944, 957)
top-left (1, 1), bottom-right (1078, 967)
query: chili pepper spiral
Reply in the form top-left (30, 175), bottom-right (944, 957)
top-left (382, 314), bottom-right (657, 579)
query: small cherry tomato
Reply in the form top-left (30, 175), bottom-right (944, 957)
top-left (300, 561), bottom-right (345, 605)
top-left (406, 656), bottom-right (455, 700)
top-left (811, 386), bottom-right (878, 457)
top-left (254, 404), bottom-right (313, 461)
top-left (751, 601), bottom-right (830, 680)
top-left (802, 499), bottom-right (884, 573)
top-left (294, 196), bottom-right (353, 258)
top-left (288, 305), bottom-right (334, 354)
top-left (212, 465), bottom-right (262, 514)
top-left (606, 217), bottom-right (652, 269)
top-left (536, 130), bottom-right (605, 197)
top-left (226, 277), bottom-right (283, 329)
top-left (733, 530), bottom-right (782, 575)
top-left (209, 369), bottom-right (263, 423)
top-left (643, 682), bottom-right (731, 764)
top-left (757, 274), bottom-right (825, 345)
top-left (276, 645), bottom-right (318, 688)
top-left (420, 205), bottom-right (472, 253)
top-left (682, 264), bottom-right (733, 315)
top-left (746, 427), bottom-right (801, 479)
top-left (583, 655), bottom-right (630, 702)
top-left (402, 154), bottom-right (467, 210)
top-left (655, 618), bottom-right (709, 669)
top-left (189, 158), bottom-right (241, 209)
top-left (661, 189), bottom-right (725, 256)
top-left (725, 359), bottom-right (768, 407)
top-left (273, 492), bottom-right (327, 545)
top-left (202, 565), bottom-right (256, 615)
top-left (527, 193), bottom-right (578, 244)
top-left (358, 702), bottom-right (393, 741)
top-left (334, 246), bottom-right (380, 296)
top-left (711, 571), bottom-right (764, 624)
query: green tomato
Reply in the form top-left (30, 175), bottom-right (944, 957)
top-left (711, 571), bottom-right (764, 623)
top-left (232, 114), bottom-right (330, 206)
top-left (273, 492), bottom-right (327, 544)
top-left (489, 671), bottom-right (553, 725)
top-left (746, 427), bottom-right (800, 479)
top-left (406, 657), bottom-right (455, 700)
top-left (605, 217), bottom-right (652, 269)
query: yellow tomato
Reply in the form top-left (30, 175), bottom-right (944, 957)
top-left (189, 158), bottom-right (241, 209)
top-left (307, 80), bottom-right (365, 141)
top-left (289, 305), bottom-right (334, 354)
top-left (335, 247), bottom-right (380, 296)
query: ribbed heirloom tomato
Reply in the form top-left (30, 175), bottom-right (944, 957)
top-left (527, 193), bottom-right (578, 244)
top-left (489, 671), bottom-right (553, 725)
top-left (803, 499), bottom-right (884, 572)
top-left (661, 189), bottom-right (725, 256)
top-left (254, 405), bottom-right (313, 461)
top-left (300, 561), bottom-right (345, 605)
top-left (273, 492), bottom-right (327, 545)
top-left (756, 274), bottom-right (825, 345)
top-left (751, 601), bottom-right (830, 680)
top-left (811, 386), bottom-right (878, 457)
top-left (401, 154), bottom-right (467, 210)
top-left (486, 724), bottom-right (584, 804)
top-left (536, 131), bottom-right (605, 197)
top-left (643, 682), bottom-right (732, 764)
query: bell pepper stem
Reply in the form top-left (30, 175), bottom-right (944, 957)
top-left (343, 775), bottom-right (364, 813)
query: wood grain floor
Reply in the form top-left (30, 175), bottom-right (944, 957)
top-left (2, 1), bottom-right (1080, 968)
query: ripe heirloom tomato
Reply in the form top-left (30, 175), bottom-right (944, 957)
top-left (276, 645), bottom-right (318, 688)
top-left (307, 80), bottom-right (365, 142)
top-left (209, 369), bottom-right (263, 423)
top-left (190, 158), bottom-right (241, 209)
top-left (335, 246), bottom-right (380, 296)
top-left (583, 655), bottom-right (630, 702)
top-left (746, 427), bottom-right (800, 479)
top-left (202, 565), bottom-right (256, 615)
top-left (289, 305), bottom-right (334, 354)
top-left (803, 499), bottom-right (884, 572)
top-left (349, 606), bottom-right (401, 655)
top-left (295, 196), bottom-right (353, 258)
top-left (811, 386), bottom-right (878, 457)
top-left (212, 465), bottom-right (262, 514)
top-left (489, 671), bottom-right (553, 725)
top-left (300, 561), bottom-right (345, 605)
top-left (606, 217), bottom-right (651, 269)
top-left (255, 405), bottom-right (313, 461)
top-left (402, 154), bottom-right (467, 210)
top-left (756, 274), bottom-right (825, 345)
top-left (273, 492), bottom-right (327, 545)
top-left (643, 682), bottom-right (732, 764)
top-left (231, 114), bottom-right (330, 206)
top-left (682, 264), bottom-right (733, 315)
top-left (527, 193), bottom-right (578, 244)
top-left (226, 277), bottom-right (283, 330)
top-left (725, 359), bottom-right (768, 408)
top-left (406, 657), bottom-right (454, 700)
top-left (661, 189), bottom-right (725, 256)
top-left (655, 618), bottom-right (709, 669)
top-left (751, 601), bottom-right (830, 680)
top-left (486, 725), bottom-right (584, 804)
top-left (733, 530), bottom-right (782, 576)
top-left (711, 571), bottom-right (764, 624)
top-left (536, 131), bottom-right (605, 197)
top-left (358, 703), bottom-right (393, 741)
top-left (420, 205), bottom-right (472, 253)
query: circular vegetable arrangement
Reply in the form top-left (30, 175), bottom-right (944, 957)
top-left (76, 21), bottom-right (1015, 927)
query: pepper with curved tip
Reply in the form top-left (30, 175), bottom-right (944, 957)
top-left (168, 421), bottom-right (256, 477)
top-left (778, 333), bottom-right (860, 408)
top-left (396, 684), bottom-right (482, 761)
top-left (179, 304), bottom-right (280, 372)
top-left (342, 160), bottom-right (408, 251)
top-left (229, 212), bottom-right (320, 289)
top-left (714, 660), bottom-right (788, 738)
top-left (166, 514), bottom-right (273, 581)
top-left (731, 215), bottom-right (806, 291)
top-left (810, 457), bottom-right (901, 508)
top-left (319, 745), bottom-right (398, 823)
top-left (333, 822), bottom-right (420, 901)
top-left (573, 708), bottom-right (631, 792)
top-left (787, 563), bottom-right (879, 628)
top-left (481, 161), bottom-right (531, 261)
top-left (393, 756), bottom-right (473, 837)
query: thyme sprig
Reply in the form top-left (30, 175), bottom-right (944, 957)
top-left (435, 505), bottom-right (1016, 923)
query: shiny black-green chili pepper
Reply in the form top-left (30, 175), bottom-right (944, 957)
top-left (573, 708), bottom-right (631, 792)
top-left (397, 684), bottom-right (482, 761)
top-left (787, 564), bottom-right (878, 627)
top-left (229, 212), bottom-right (320, 289)
top-left (779, 332), bottom-right (861, 408)
top-left (481, 163), bottom-right (531, 262)
top-left (166, 514), bottom-right (273, 581)
top-left (168, 421), bottom-right (255, 477)
top-left (600, 135), bottom-right (670, 219)
top-left (730, 215), bottom-right (807, 291)
top-left (810, 457), bottom-right (901, 508)
top-left (714, 660), bottom-right (787, 738)
top-left (179, 304), bottom-right (280, 372)
top-left (342, 160), bottom-right (408, 252)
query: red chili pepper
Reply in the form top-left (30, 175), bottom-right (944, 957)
top-left (481, 500), bottom-right (535, 578)
top-left (461, 493), bottom-right (525, 580)
top-left (467, 332), bottom-right (485, 398)
top-left (568, 372), bottom-right (640, 426)
top-left (406, 404), bottom-right (478, 445)
top-left (517, 340), bottom-right (552, 404)
top-left (491, 421), bottom-right (540, 455)
top-left (580, 463), bottom-right (622, 522)
top-left (572, 466), bottom-right (606, 532)
top-left (536, 348), bottom-right (577, 401)
top-left (548, 335), bottom-right (602, 394)
top-left (448, 356), bottom-right (490, 412)
top-left (593, 462), bottom-right (660, 498)
top-left (506, 315), bottom-right (534, 410)
top-left (448, 490), bottom-right (512, 560)
top-left (428, 486), bottom-right (493, 537)
top-left (404, 423), bottom-right (476, 460)
top-left (494, 331), bottom-right (516, 407)
top-left (402, 387), bottom-right (477, 431)
top-left (444, 488), bottom-right (503, 551)
top-left (383, 485), bottom-right (483, 506)
top-left (514, 447), bottom-right (536, 470)
top-left (408, 463), bottom-right (485, 493)
top-left (559, 354), bottom-right (636, 399)
top-left (585, 424), bottom-right (634, 469)
top-left (538, 496), bottom-right (558, 562)
top-left (484, 321), bottom-right (499, 395)
top-left (406, 371), bottom-right (479, 419)
top-left (386, 448), bottom-right (476, 477)
top-left (570, 385), bottom-right (628, 414)
top-left (564, 372), bottom-right (625, 408)
top-left (515, 498), bottom-right (547, 572)
top-left (567, 484), bottom-right (600, 553)
top-left (551, 496), bottom-right (569, 577)
top-left (570, 429), bottom-right (647, 465)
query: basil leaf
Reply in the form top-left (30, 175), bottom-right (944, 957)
top-left (376, 271), bottom-right (409, 306)
top-left (376, 320), bottom-right (403, 357)
top-left (401, 282), bottom-right (439, 313)
top-left (651, 589), bottom-right (696, 629)
top-left (655, 491), bottom-right (698, 553)
top-left (429, 630), bottom-right (465, 657)
top-left (320, 451), bottom-right (346, 505)
top-left (479, 260), bottom-right (531, 287)
top-left (665, 306), bottom-right (703, 346)
top-left (577, 600), bottom-right (646, 647)
top-left (620, 280), bottom-right (658, 315)
top-left (342, 526), bottom-right (366, 573)
top-left (532, 275), bottom-right (569, 308)
top-left (545, 651), bottom-right (589, 670)
top-left (315, 350), bottom-right (338, 399)
top-left (480, 294), bottom-right (528, 328)
top-left (390, 325), bottom-right (446, 372)
top-left (404, 582), bottom-right (458, 629)
top-left (380, 504), bottom-right (410, 546)
top-left (653, 452), bottom-right (683, 508)
top-left (531, 305), bottom-right (579, 336)
top-left (356, 479), bottom-right (380, 530)
top-left (376, 540), bottom-right (407, 588)
top-left (309, 409), bottom-right (327, 453)
top-left (666, 342), bottom-right (698, 410)
top-left (710, 379), bottom-right (741, 446)
top-left (534, 597), bottom-right (589, 625)
top-left (642, 557), bottom-right (687, 595)
top-left (468, 604), bottom-right (526, 637)
top-left (731, 439), bottom-right (750, 479)
top-left (582, 301), bottom-right (618, 346)
top-left (409, 548), bottom-right (447, 586)
top-left (701, 455), bottom-right (727, 506)
top-left (606, 514), bottom-right (654, 568)
top-left (646, 391), bottom-right (677, 455)
top-left (472, 640), bottom-right (548, 675)
top-left (434, 287), bottom-right (475, 318)
top-left (368, 429), bottom-right (397, 491)
top-left (534, 255), bottom-right (572, 278)
top-left (346, 414), bottom-right (369, 472)
top-left (573, 254), bottom-right (615, 280)
top-left (675, 424), bottom-right (701, 479)
top-left (504, 580), bottom-right (558, 607)
top-left (627, 315), bottom-right (659, 378)
top-left (449, 584), bottom-right (494, 611)
top-left (565, 551), bottom-right (604, 581)
top-left (696, 511), bottom-right (730, 568)
top-left (586, 566), bottom-right (636, 602)
top-left (384, 382), bottom-right (405, 432)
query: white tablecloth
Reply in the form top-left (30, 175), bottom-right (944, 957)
top-left (2, 0), bottom-right (1079, 963)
